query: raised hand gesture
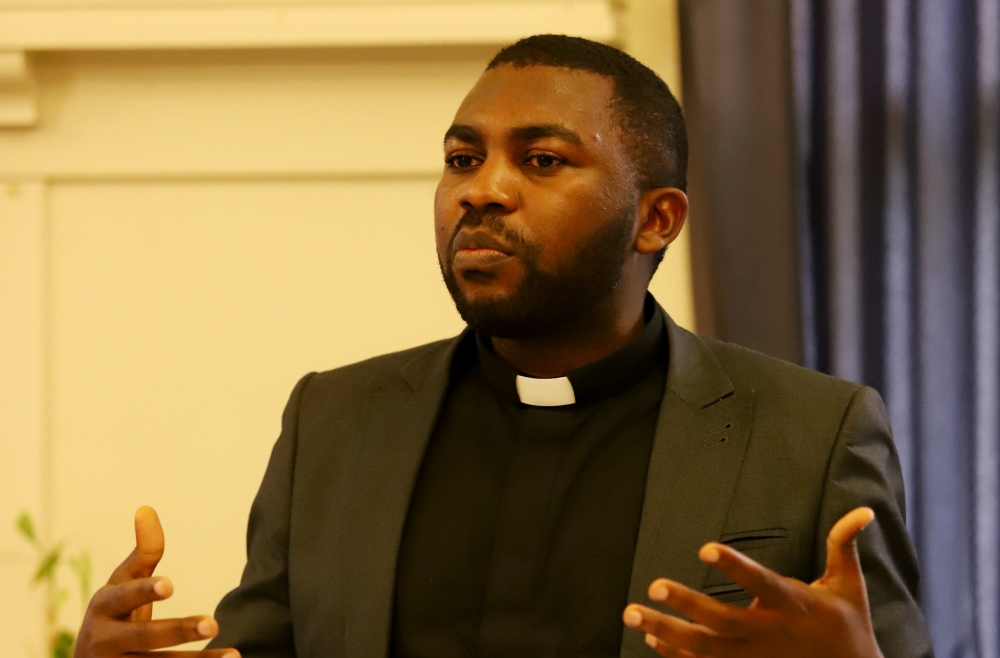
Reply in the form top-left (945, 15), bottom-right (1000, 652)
top-left (624, 507), bottom-right (885, 658)
top-left (74, 507), bottom-right (240, 658)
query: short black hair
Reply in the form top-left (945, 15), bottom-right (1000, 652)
top-left (487, 34), bottom-right (688, 194)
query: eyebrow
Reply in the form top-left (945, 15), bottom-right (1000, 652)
top-left (443, 124), bottom-right (483, 146)
top-left (509, 124), bottom-right (582, 146)
top-left (443, 123), bottom-right (583, 147)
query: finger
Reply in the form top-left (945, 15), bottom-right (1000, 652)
top-left (109, 615), bottom-right (218, 652)
top-left (132, 506), bottom-right (166, 578)
top-left (643, 633), bottom-right (703, 658)
top-left (108, 507), bottom-right (165, 586)
top-left (823, 506), bottom-right (875, 593)
top-left (647, 578), bottom-right (752, 637)
top-left (90, 577), bottom-right (173, 617)
top-left (699, 543), bottom-right (805, 611)
top-left (623, 604), bottom-right (737, 657)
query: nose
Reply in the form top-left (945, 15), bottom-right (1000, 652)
top-left (457, 155), bottom-right (518, 213)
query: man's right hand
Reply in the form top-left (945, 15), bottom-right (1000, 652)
top-left (74, 506), bottom-right (240, 658)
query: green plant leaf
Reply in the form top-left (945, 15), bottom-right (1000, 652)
top-left (33, 544), bottom-right (63, 584)
top-left (51, 630), bottom-right (74, 658)
top-left (16, 512), bottom-right (39, 546)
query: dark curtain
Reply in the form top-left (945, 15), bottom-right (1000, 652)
top-left (679, 1), bottom-right (1000, 656)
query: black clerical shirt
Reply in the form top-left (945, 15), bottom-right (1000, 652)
top-left (391, 300), bottom-right (668, 658)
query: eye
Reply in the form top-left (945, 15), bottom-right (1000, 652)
top-left (525, 153), bottom-right (563, 169)
top-left (445, 154), bottom-right (479, 169)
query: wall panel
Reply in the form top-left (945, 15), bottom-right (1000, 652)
top-left (0, 180), bottom-right (47, 657)
top-left (47, 178), bottom-right (460, 647)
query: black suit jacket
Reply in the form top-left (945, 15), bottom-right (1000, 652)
top-left (210, 310), bottom-right (934, 657)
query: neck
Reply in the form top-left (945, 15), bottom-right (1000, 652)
top-left (491, 294), bottom-right (646, 378)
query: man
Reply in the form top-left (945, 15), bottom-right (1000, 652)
top-left (73, 35), bottom-right (933, 658)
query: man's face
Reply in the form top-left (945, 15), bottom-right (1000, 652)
top-left (435, 64), bottom-right (639, 339)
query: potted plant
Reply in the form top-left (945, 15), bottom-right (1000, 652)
top-left (13, 512), bottom-right (91, 658)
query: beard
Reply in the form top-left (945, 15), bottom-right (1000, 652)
top-left (440, 203), bottom-right (636, 339)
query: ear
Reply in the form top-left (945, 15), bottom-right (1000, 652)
top-left (634, 187), bottom-right (688, 255)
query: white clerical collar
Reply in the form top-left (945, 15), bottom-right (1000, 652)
top-left (515, 374), bottom-right (576, 407)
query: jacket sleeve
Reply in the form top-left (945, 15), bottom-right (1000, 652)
top-left (208, 373), bottom-right (315, 658)
top-left (814, 385), bottom-right (934, 658)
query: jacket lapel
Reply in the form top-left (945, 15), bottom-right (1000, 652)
top-left (620, 313), bottom-right (755, 657)
top-left (342, 335), bottom-right (464, 658)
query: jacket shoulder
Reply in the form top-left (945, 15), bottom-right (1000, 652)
top-left (696, 333), bottom-right (863, 406)
top-left (305, 336), bottom-right (456, 393)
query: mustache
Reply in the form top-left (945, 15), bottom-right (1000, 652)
top-left (447, 208), bottom-right (529, 257)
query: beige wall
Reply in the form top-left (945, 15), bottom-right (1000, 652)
top-left (0, 1), bottom-right (689, 654)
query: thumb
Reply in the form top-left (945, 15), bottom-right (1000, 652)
top-left (822, 507), bottom-right (874, 596)
top-left (108, 506), bottom-right (165, 586)
top-left (133, 506), bottom-right (165, 578)
top-left (128, 506), bottom-right (165, 622)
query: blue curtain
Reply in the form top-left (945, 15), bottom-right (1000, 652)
top-left (679, 1), bottom-right (1000, 656)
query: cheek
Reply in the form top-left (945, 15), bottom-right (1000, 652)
top-left (433, 181), bottom-right (456, 256)
top-left (530, 183), bottom-right (617, 264)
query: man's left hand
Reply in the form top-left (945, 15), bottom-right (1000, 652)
top-left (623, 507), bottom-right (885, 658)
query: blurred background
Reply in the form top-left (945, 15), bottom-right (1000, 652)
top-left (0, 1), bottom-right (996, 657)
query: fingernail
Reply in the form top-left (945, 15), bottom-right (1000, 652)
top-left (153, 578), bottom-right (170, 597)
top-left (649, 583), bottom-right (669, 601)
top-left (645, 633), bottom-right (658, 648)
top-left (223, 652), bottom-right (240, 658)
top-left (624, 609), bottom-right (643, 627)
top-left (701, 545), bottom-right (721, 564)
top-left (197, 618), bottom-right (218, 638)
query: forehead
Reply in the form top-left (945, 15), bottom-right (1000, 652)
top-left (452, 64), bottom-right (617, 137)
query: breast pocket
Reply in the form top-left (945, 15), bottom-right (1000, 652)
top-left (701, 528), bottom-right (791, 606)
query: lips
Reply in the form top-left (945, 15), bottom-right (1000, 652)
top-left (453, 230), bottom-right (513, 255)
top-left (451, 230), bottom-right (515, 269)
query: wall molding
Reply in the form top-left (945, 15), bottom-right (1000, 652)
top-left (0, 51), bottom-right (37, 127)
top-left (0, 2), bottom-right (618, 51)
